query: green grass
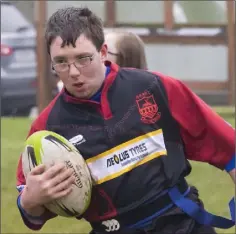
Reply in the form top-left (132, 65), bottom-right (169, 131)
top-left (1, 111), bottom-right (235, 233)
top-left (212, 106), bottom-right (235, 118)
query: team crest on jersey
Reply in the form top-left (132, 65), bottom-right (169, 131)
top-left (136, 91), bottom-right (161, 124)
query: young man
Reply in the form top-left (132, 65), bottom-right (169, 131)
top-left (57, 30), bottom-right (147, 93)
top-left (16, 7), bottom-right (235, 234)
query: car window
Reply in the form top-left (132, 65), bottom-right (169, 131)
top-left (1, 4), bottom-right (32, 32)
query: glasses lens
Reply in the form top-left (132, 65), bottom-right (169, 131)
top-left (75, 57), bottom-right (91, 68)
top-left (54, 63), bottom-right (68, 72)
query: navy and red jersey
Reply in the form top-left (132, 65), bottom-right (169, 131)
top-left (16, 61), bottom-right (235, 230)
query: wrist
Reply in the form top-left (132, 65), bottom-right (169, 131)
top-left (20, 188), bottom-right (45, 216)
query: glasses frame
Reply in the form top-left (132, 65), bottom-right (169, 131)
top-left (107, 51), bottom-right (119, 56)
top-left (52, 54), bottom-right (95, 73)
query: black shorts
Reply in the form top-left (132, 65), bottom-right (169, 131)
top-left (90, 221), bottom-right (217, 234)
top-left (90, 225), bottom-right (216, 234)
top-left (90, 186), bottom-right (217, 234)
top-left (141, 211), bottom-right (217, 234)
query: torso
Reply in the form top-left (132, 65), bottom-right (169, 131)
top-left (43, 66), bottom-right (190, 221)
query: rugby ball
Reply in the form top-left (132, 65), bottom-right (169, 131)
top-left (21, 130), bottom-right (92, 218)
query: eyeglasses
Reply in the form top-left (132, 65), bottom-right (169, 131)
top-left (52, 54), bottom-right (94, 73)
top-left (108, 51), bottom-right (119, 56)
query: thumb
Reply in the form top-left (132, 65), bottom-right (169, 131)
top-left (30, 164), bottom-right (46, 175)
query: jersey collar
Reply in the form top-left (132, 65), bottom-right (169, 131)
top-left (62, 61), bottom-right (119, 119)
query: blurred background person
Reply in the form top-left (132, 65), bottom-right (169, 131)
top-left (105, 30), bottom-right (147, 69)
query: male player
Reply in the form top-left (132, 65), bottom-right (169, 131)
top-left (16, 7), bottom-right (235, 234)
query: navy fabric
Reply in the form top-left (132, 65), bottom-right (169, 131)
top-left (129, 187), bottom-right (191, 229)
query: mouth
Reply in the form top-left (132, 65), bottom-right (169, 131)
top-left (73, 83), bottom-right (84, 88)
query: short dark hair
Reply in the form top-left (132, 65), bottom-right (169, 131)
top-left (45, 7), bottom-right (104, 54)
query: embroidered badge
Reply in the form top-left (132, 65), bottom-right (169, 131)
top-left (136, 91), bottom-right (161, 124)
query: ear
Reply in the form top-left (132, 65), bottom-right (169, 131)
top-left (100, 43), bottom-right (108, 62)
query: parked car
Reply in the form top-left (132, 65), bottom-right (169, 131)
top-left (1, 1), bottom-right (37, 116)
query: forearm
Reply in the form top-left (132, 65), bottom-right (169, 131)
top-left (20, 188), bottom-right (46, 216)
top-left (17, 193), bottom-right (46, 230)
top-left (17, 190), bottom-right (57, 230)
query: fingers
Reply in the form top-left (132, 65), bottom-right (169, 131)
top-left (40, 175), bottom-right (74, 201)
top-left (28, 162), bottom-right (75, 202)
top-left (53, 186), bottom-right (73, 200)
top-left (50, 167), bottom-right (74, 187)
top-left (43, 162), bottom-right (66, 180)
top-left (30, 164), bottom-right (46, 175)
top-left (52, 175), bottom-right (75, 194)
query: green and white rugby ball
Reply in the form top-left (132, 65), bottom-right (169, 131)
top-left (21, 130), bottom-right (92, 218)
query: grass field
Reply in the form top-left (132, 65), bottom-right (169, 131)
top-left (1, 109), bottom-right (235, 234)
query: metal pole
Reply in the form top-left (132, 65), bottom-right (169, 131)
top-left (227, 0), bottom-right (235, 105)
top-left (164, 0), bottom-right (174, 30)
top-left (105, 0), bottom-right (116, 27)
top-left (35, 0), bottom-right (50, 113)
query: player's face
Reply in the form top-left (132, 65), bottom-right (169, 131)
top-left (50, 34), bottom-right (107, 99)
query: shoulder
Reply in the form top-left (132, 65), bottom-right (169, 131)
top-left (31, 93), bottom-right (61, 131)
top-left (118, 67), bottom-right (158, 81)
top-left (117, 67), bottom-right (176, 92)
top-left (117, 67), bottom-right (173, 84)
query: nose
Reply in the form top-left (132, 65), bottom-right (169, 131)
top-left (69, 63), bottom-right (81, 79)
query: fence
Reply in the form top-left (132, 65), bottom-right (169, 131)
top-left (17, 1), bottom-right (234, 112)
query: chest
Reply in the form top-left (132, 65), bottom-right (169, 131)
top-left (46, 92), bottom-right (169, 161)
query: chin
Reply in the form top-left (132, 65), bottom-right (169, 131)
top-left (74, 92), bottom-right (91, 100)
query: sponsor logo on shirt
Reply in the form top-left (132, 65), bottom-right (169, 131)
top-left (69, 134), bottom-right (86, 146)
top-left (86, 129), bottom-right (166, 184)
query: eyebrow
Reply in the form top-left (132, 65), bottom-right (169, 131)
top-left (76, 52), bottom-right (93, 57)
top-left (53, 56), bottom-right (65, 61)
top-left (53, 53), bottom-right (93, 61)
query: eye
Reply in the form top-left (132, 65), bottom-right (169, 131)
top-left (54, 57), bottom-right (66, 64)
top-left (77, 55), bottom-right (90, 60)
top-left (56, 59), bottom-right (66, 64)
top-left (76, 56), bottom-right (91, 65)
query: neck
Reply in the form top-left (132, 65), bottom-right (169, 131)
top-left (98, 63), bottom-right (108, 88)
top-left (102, 63), bottom-right (107, 80)
top-left (88, 64), bottom-right (108, 98)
